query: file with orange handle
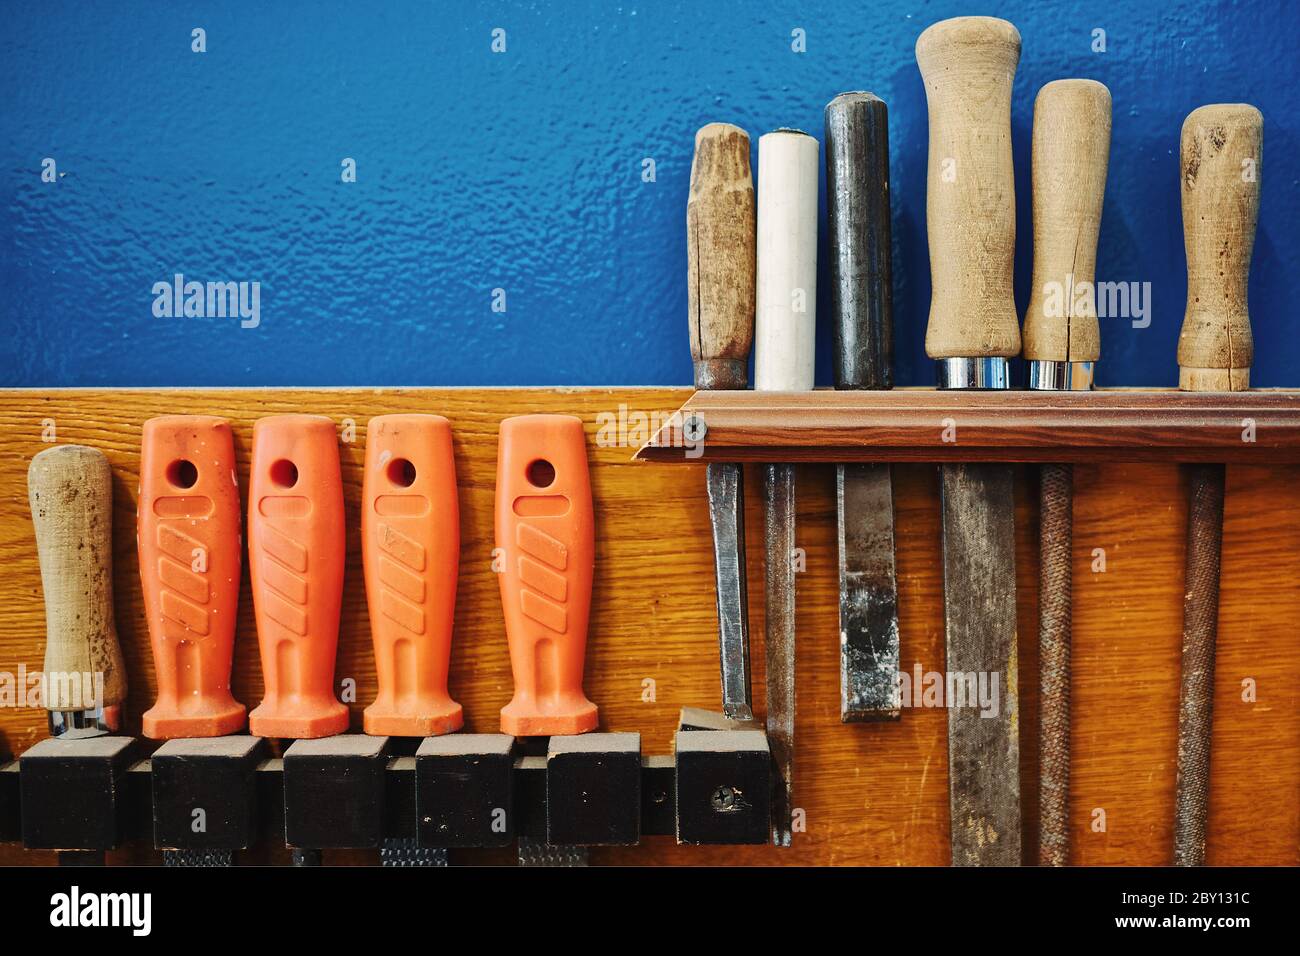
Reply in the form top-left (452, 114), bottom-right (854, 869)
top-left (247, 415), bottom-right (350, 739)
top-left (362, 414), bottom-right (464, 736)
top-left (497, 414), bottom-right (598, 736)
top-left (138, 416), bottom-right (246, 738)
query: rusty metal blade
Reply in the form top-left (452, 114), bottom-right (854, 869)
top-left (763, 462), bottom-right (796, 847)
top-left (706, 461), bottom-right (753, 721)
top-left (837, 462), bottom-right (901, 722)
top-left (940, 462), bottom-right (1020, 866)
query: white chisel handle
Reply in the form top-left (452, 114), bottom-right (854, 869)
top-left (755, 129), bottom-right (819, 392)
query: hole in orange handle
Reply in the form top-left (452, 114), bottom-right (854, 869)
top-left (270, 459), bottom-right (299, 488)
top-left (526, 458), bottom-right (555, 488)
top-left (387, 457), bottom-right (417, 487)
top-left (166, 459), bottom-right (198, 489)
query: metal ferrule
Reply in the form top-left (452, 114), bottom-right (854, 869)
top-left (1027, 360), bottom-right (1094, 391)
top-left (935, 357), bottom-right (1011, 390)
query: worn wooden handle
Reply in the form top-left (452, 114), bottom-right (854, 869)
top-left (916, 16), bottom-right (1021, 359)
top-left (1023, 79), bottom-right (1111, 363)
top-left (1177, 104), bottom-right (1262, 392)
top-left (755, 129), bottom-right (819, 393)
top-left (27, 445), bottom-right (127, 711)
top-left (688, 122), bottom-right (757, 390)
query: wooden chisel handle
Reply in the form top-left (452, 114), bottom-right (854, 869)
top-left (826, 92), bottom-right (893, 390)
top-left (1173, 103), bottom-right (1260, 866)
top-left (916, 16), bottom-right (1021, 372)
top-left (28, 445), bottom-right (127, 729)
top-left (1023, 79), bottom-right (1111, 371)
top-left (1177, 104), bottom-right (1261, 391)
top-left (688, 123), bottom-right (756, 391)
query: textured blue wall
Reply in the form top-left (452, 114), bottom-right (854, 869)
top-left (2, 1), bottom-right (1295, 388)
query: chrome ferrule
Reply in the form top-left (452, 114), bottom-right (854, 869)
top-left (935, 357), bottom-right (1012, 390)
top-left (1027, 360), bottom-right (1095, 392)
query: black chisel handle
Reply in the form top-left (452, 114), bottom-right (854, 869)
top-left (826, 92), bottom-right (893, 391)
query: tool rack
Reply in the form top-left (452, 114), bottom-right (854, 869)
top-left (634, 389), bottom-right (1300, 465)
top-left (3, 385), bottom-right (1300, 865)
top-left (0, 723), bottom-right (773, 857)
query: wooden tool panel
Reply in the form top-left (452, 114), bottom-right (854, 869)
top-left (1, 388), bottom-right (1297, 865)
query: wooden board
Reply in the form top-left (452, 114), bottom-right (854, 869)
top-left (637, 388), bottom-right (1300, 463)
top-left (1, 388), bottom-right (1297, 865)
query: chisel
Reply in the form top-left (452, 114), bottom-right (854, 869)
top-left (28, 444), bottom-right (129, 865)
top-left (362, 414), bottom-right (464, 866)
top-left (1022, 79), bottom-right (1111, 866)
top-left (825, 92), bottom-right (901, 723)
top-left (247, 415), bottom-right (350, 740)
top-left (1173, 103), bottom-right (1261, 867)
top-left (29, 445), bottom-right (128, 738)
top-left (497, 414), bottom-right (598, 866)
top-left (916, 16), bottom-right (1022, 866)
top-left (138, 416), bottom-right (247, 866)
top-left (687, 122), bottom-right (757, 722)
top-left (139, 416), bottom-right (246, 740)
top-left (755, 127), bottom-right (818, 846)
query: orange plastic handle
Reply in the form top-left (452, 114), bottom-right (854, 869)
top-left (138, 416), bottom-right (246, 739)
top-left (497, 414), bottom-right (598, 736)
top-left (247, 415), bottom-right (350, 739)
top-left (361, 414), bottom-right (464, 736)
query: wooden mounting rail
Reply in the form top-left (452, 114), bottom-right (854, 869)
top-left (634, 388), bottom-right (1300, 464)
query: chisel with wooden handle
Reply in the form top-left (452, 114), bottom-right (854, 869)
top-left (916, 15), bottom-right (1022, 866)
top-left (28, 445), bottom-right (128, 739)
top-left (825, 92), bottom-right (901, 723)
top-left (687, 122), bottom-right (757, 721)
top-left (1174, 103), bottom-right (1261, 866)
top-left (755, 127), bottom-right (818, 846)
top-left (28, 444), bottom-right (128, 866)
top-left (1022, 79), bottom-right (1111, 866)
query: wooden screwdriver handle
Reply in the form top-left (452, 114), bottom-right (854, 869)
top-left (27, 445), bottom-right (127, 712)
top-left (688, 123), bottom-right (756, 390)
top-left (1177, 104), bottom-right (1262, 391)
top-left (1023, 79), bottom-right (1111, 363)
top-left (916, 16), bottom-right (1021, 360)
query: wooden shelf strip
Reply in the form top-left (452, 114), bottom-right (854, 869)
top-left (634, 388), bottom-right (1300, 464)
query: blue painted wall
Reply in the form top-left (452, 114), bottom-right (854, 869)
top-left (2, 1), bottom-right (1295, 388)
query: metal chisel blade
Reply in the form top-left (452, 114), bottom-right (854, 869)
top-left (764, 462), bottom-right (796, 847)
top-left (706, 461), bottom-right (753, 721)
top-left (837, 462), bottom-right (901, 722)
top-left (940, 462), bottom-right (1020, 866)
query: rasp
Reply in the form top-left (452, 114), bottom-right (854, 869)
top-left (1173, 103), bottom-right (1261, 866)
top-left (825, 91), bottom-right (901, 723)
top-left (687, 123), bottom-right (757, 721)
top-left (916, 16), bottom-right (1023, 867)
top-left (755, 128), bottom-right (819, 846)
top-left (1022, 78), bottom-right (1111, 867)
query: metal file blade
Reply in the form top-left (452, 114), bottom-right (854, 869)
top-left (837, 462), bottom-right (901, 721)
top-left (707, 460), bottom-right (753, 721)
top-left (940, 462), bottom-right (1020, 866)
